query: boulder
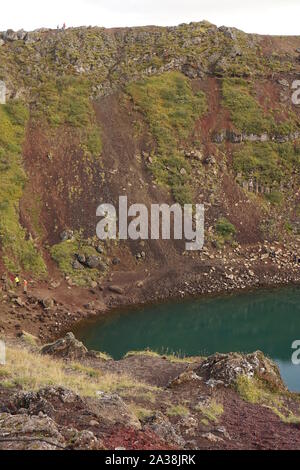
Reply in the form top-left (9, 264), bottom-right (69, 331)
top-left (203, 155), bottom-right (216, 165)
top-left (0, 410), bottom-right (103, 450)
top-left (60, 230), bottom-right (73, 241)
top-left (278, 78), bottom-right (289, 87)
top-left (194, 351), bottom-right (285, 390)
top-left (72, 259), bottom-right (83, 270)
top-left (218, 26), bottom-right (238, 41)
top-left (201, 432), bottom-right (224, 443)
top-left (11, 387), bottom-right (85, 418)
top-left (227, 131), bottom-right (243, 143)
top-left (17, 29), bottom-right (27, 40)
top-left (24, 31), bottom-right (40, 44)
top-left (90, 392), bottom-right (141, 430)
top-left (3, 29), bottom-right (19, 41)
top-left (144, 412), bottom-right (184, 446)
top-left (168, 370), bottom-right (202, 388)
top-left (184, 149), bottom-right (203, 160)
top-left (41, 332), bottom-right (88, 359)
top-left (212, 131), bottom-right (225, 143)
top-left (85, 256), bottom-right (100, 269)
top-left (64, 429), bottom-right (103, 450)
top-left (0, 412), bottom-right (65, 450)
top-left (181, 63), bottom-right (200, 79)
top-left (14, 297), bottom-right (24, 307)
top-left (98, 262), bottom-right (107, 272)
top-left (108, 285), bottom-right (124, 295)
top-left (76, 253), bottom-right (86, 264)
top-left (41, 297), bottom-right (54, 310)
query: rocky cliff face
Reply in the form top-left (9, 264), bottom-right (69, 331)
top-left (0, 21), bottom-right (299, 292)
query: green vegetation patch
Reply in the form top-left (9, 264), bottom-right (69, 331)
top-left (236, 374), bottom-right (300, 424)
top-left (127, 72), bottom-right (207, 204)
top-left (92, 351), bottom-right (113, 361)
top-left (2, 345), bottom-right (157, 398)
top-left (129, 405), bottom-right (155, 421)
top-left (216, 217), bottom-right (236, 238)
top-left (32, 76), bottom-right (102, 158)
top-left (124, 349), bottom-right (199, 363)
top-left (0, 101), bottom-right (47, 276)
top-left (196, 399), bottom-right (224, 423)
top-left (236, 375), bottom-right (269, 404)
top-left (166, 404), bottom-right (189, 417)
top-left (213, 217), bottom-right (237, 247)
top-left (50, 235), bottom-right (104, 286)
top-left (222, 78), bottom-right (300, 137)
top-left (233, 141), bottom-right (300, 189)
top-left (222, 78), bottom-right (273, 134)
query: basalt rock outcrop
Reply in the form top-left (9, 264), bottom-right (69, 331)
top-left (194, 351), bottom-right (285, 390)
top-left (0, 412), bottom-right (104, 450)
top-left (40, 332), bottom-right (88, 359)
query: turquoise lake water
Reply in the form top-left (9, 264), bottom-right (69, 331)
top-left (75, 286), bottom-right (300, 392)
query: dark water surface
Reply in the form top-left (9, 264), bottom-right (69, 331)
top-left (75, 286), bottom-right (300, 391)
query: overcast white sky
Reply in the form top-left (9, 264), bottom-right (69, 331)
top-left (1, 0), bottom-right (299, 35)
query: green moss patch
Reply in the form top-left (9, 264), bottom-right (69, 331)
top-left (222, 78), bottom-right (273, 134)
top-left (127, 71), bottom-right (207, 204)
top-left (50, 236), bottom-right (104, 286)
top-left (195, 399), bottom-right (224, 423)
top-left (31, 76), bottom-right (102, 158)
top-left (216, 217), bottom-right (236, 238)
top-left (166, 404), bottom-right (189, 417)
top-left (233, 141), bottom-right (300, 189)
top-left (213, 217), bottom-right (237, 246)
top-left (0, 101), bottom-right (47, 276)
top-left (222, 78), bottom-right (300, 137)
top-left (236, 374), bottom-right (300, 424)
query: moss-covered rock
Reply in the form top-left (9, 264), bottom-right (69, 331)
top-left (194, 351), bottom-right (285, 391)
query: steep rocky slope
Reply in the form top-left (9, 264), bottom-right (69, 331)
top-left (0, 21), bottom-right (299, 337)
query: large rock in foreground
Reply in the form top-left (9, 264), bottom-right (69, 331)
top-left (194, 351), bottom-right (285, 390)
top-left (10, 386), bottom-right (141, 429)
top-left (0, 412), bottom-right (103, 450)
top-left (40, 332), bottom-right (87, 359)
